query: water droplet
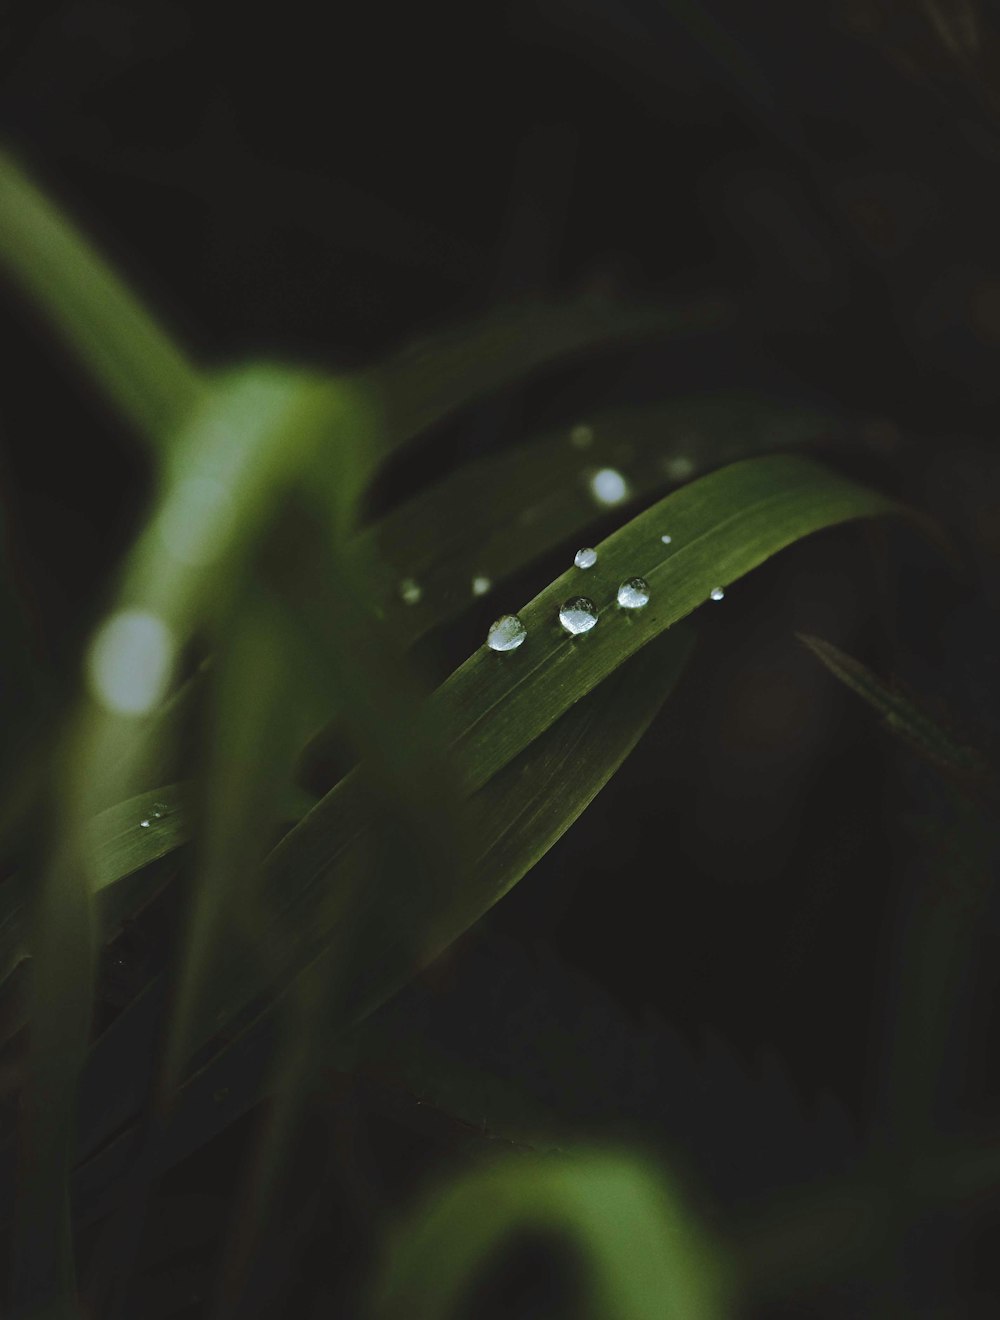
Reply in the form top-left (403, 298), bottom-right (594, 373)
top-left (471, 575), bottom-right (491, 597)
top-left (617, 577), bottom-right (651, 609)
top-left (574, 547), bottom-right (597, 569)
top-left (710, 586), bottom-right (725, 601)
top-left (150, 802), bottom-right (168, 820)
top-left (664, 455), bottom-right (696, 481)
top-left (660, 534), bottom-right (673, 545)
top-left (87, 609), bottom-right (176, 716)
top-left (589, 467), bottom-right (629, 507)
top-left (570, 423), bottom-right (594, 448)
top-left (399, 577), bottom-right (422, 605)
top-left (139, 819), bottom-right (151, 829)
top-left (559, 597), bottom-right (598, 634)
top-left (487, 614), bottom-right (527, 651)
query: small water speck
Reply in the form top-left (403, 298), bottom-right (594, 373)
top-left (487, 614), bottom-right (527, 651)
top-left (399, 577), bottom-right (422, 606)
top-left (589, 467), bottom-right (629, 507)
top-left (139, 819), bottom-right (151, 829)
top-left (617, 577), bottom-right (651, 610)
top-left (559, 597), bottom-right (598, 635)
top-left (570, 424), bottom-right (594, 448)
top-left (660, 534), bottom-right (673, 545)
top-left (472, 575), bottom-right (492, 597)
top-left (574, 547), bottom-right (597, 569)
top-left (710, 586), bottom-right (725, 602)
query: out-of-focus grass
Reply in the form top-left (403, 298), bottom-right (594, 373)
top-left (0, 146), bottom-right (925, 1318)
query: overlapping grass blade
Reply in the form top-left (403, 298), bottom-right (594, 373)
top-left (52, 630), bottom-right (694, 1222)
top-left (10, 450), bottom-right (905, 1213)
top-left (4, 365), bottom-right (359, 1318)
top-left (10, 839), bottom-right (96, 1316)
top-left (0, 149), bottom-right (203, 445)
top-left (371, 1147), bottom-right (731, 1320)
top-left (165, 455), bottom-right (900, 1058)
top-left (0, 393), bottom-right (845, 979)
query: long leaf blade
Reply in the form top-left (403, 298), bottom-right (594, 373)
top-left (0, 149), bottom-right (203, 445)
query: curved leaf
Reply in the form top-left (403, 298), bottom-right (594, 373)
top-left (371, 1148), bottom-right (731, 1320)
top-left (0, 148), bottom-right (203, 446)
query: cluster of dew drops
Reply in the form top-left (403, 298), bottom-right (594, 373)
top-left (389, 421), bottom-right (726, 653)
top-left (485, 435), bottom-right (725, 652)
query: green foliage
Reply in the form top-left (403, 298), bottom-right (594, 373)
top-left (0, 147), bottom-right (922, 1318)
top-left (371, 1148), bottom-right (733, 1320)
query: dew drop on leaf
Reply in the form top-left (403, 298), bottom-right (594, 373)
top-left (710, 586), bottom-right (725, 601)
top-left (617, 577), bottom-right (651, 609)
top-left (559, 597), bottom-right (599, 635)
top-left (486, 614), bottom-right (527, 651)
top-left (574, 547), bottom-right (597, 569)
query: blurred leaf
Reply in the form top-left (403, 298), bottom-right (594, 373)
top-left (0, 393), bottom-right (848, 983)
top-left (0, 148), bottom-right (203, 446)
top-left (41, 630), bottom-right (693, 1223)
top-left (798, 633), bottom-right (993, 784)
top-left (11, 840), bottom-right (96, 1315)
top-left (0, 787), bottom-right (192, 1042)
top-left (364, 294), bottom-right (727, 460)
top-left (58, 454), bottom-right (901, 1162)
top-left (371, 1147), bottom-right (732, 1320)
top-left (173, 455), bottom-right (899, 1060)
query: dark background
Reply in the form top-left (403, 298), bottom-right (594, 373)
top-left (2, 1), bottom-right (1000, 1315)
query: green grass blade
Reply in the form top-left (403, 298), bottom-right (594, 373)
top-left (173, 454), bottom-right (901, 1053)
top-left (364, 294), bottom-right (726, 460)
top-left (371, 1148), bottom-right (732, 1320)
top-left (0, 786), bottom-right (191, 1035)
top-left (434, 454), bottom-right (902, 793)
top-left (55, 630), bottom-right (693, 1216)
top-left (0, 149), bottom-right (203, 445)
top-left (0, 393), bottom-right (844, 979)
top-left (356, 394), bottom-right (848, 645)
top-left (798, 633), bottom-right (993, 783)
top-left (10, 840), bottom-right (95, 1317)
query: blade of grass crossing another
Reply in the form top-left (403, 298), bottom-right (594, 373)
top-left (183, 455), bottom-right (904, 1058)
top-left (61, 630), bottom-right (695, 1220)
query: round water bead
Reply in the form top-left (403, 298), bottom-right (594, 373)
top-left (559, 597), bottom-right (598, 635)
top-left (617, 577), bottom-right (651, 610)
top-left (660, 534), bottom-right (672, 545)
top-left (486, 613), bottom-right (527, 651)
top-left (574, 547), bottom-right (597, 569)
top-left (710, 586), bottom-right (725, 602)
